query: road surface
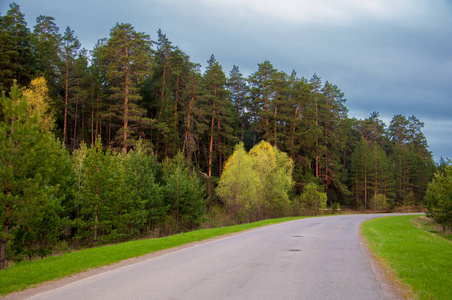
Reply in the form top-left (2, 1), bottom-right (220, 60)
top-left (29, 214), bottom-right (406, 300)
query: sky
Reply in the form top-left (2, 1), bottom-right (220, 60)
top-left (1, 0), bottom-right (451, 161)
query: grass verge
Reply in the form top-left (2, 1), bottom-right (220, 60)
top-left (362, 215), bottom-right (452, 300)
top-left (411, 216), bottom-right (452, 241)
top-left (0, 216), bottom-right (304, 296)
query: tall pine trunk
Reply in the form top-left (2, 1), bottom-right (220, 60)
top-left (274, 98), bottom-right (278, 147)
top-left (64, 56), bottom-right (69, 145)
top-left (208, 101), bottom-right (215, 177)
top-left (182, 82), bottom-right (195, 155)
top-left (122, 47), bottom-right (130, 153)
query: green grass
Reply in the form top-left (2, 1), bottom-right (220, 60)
top-left (0, 216), bottom-right (304, 296)
top-left (412, 216), bottom-right (452, 241)
top-left (362, 215), bottom-right (452, 300)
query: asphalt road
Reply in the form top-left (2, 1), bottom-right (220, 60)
top-left (29, 214), bottom-right (405, 300)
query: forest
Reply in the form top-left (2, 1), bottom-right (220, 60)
top-left (0, 3), bottom-right (440, 268)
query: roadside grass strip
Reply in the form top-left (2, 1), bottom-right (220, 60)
top-left (362, 215), bottom-right (452, 300)
top-left (0, 216), bottom-right (304, 296)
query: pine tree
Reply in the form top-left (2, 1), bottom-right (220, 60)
top-left (202, 55), bottom-right (234, 178)
top-left (60, 26), bottom-right (81, 145)
top-left (318, 81), bottom-right (348, 199)
top-left (228, 65), bottom-right (249, 142)
top-left (77, 140), bottom-right (119, 244)
top-left (309, 73), bottom-right (323, 179)
top-left (12, 139), bottom-right (73, 260)
top-left (371, 141), bottom-right (395, 205)
top-left (351, 139), bottom-right (373, 209)
top-left (388, 114), bottom-right (434, 205)
top-left (0, 80), bottom-right (63, 268)
top-left (161, 153), bottom-right (206, 233)
top-left (270, 70), bottom-right (290, 148)
top-left (32, 15), bottom-right (61, 101)
top-left (0, 3), bottom-right (35, 90)
top-left (89, 38), bottom-right (108, 146)
top-left (121, 141), bottom-right (163, 234)
top-left (288, 75), bottom-right (317, 191)
top-left (150, 29), bottom-right (177, 158)
top-left (248, 61), bottom-right (277, 142)
top-left (104, 23), bottom-right (152, 152)
top-left (180, 63), bottom-right (204, 164)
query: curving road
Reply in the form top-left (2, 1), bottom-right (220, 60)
top-left (29, 214), bottom-right (408, 300)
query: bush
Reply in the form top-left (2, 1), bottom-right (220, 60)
top-left (369, 194), bottom-right (390, 212)
top-left (292, 182), bottom-right (327, 215)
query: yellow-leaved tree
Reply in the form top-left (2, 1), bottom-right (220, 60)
top-left (217, 141), bottom-right (293, 223)
top-left (21, 77), bottom-right (55, 131)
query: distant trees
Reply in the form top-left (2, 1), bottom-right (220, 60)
top-left (351, 113), bottom-right (394, 210)
top-left (388, 115), bottom-right (434, 205)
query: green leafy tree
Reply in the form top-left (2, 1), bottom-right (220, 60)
top-left (424, 164), bottom-right (452, 232)
top-left (21, 76), bottom-right (55, 131)
top-left (217, 141), bottom-right (293, 222)
top-left (216, 143), bottom-right (259, 222)
top-left (249, 140), bottom-right (293, 218)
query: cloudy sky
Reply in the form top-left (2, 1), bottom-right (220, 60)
top-left (2, 0), bottom-right (451, 161)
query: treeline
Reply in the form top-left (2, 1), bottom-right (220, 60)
top-left (0, 3), bottom-right (438, 267)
